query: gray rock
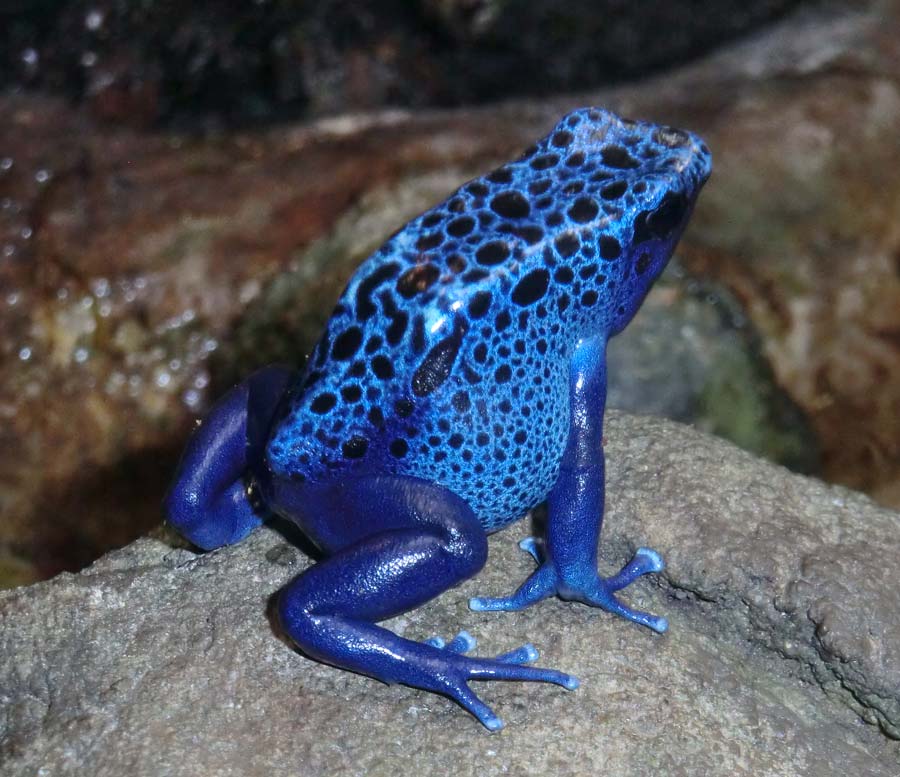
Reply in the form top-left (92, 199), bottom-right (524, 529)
top-left (608, 264), bottom-right (818, 474)
top-left (2, 413), bottom-right (898, 776)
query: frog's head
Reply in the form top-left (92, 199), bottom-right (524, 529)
top-left (558, 107), bottom-right (712, 332)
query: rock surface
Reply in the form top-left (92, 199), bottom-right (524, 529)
top-left (2, 413), bottom-right (898, 776)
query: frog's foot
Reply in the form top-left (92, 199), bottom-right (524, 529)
top-left (418, 630), bottom-right (577, 729)
top-left (469, 544), bottom-right (667, 634)
top-left (427, 644), bottom-right (579, 730)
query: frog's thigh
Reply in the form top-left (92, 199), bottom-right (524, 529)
top-left (277, 477), bottom-right (487, 670)
top-left (165, 365), bottom-right (292, 550)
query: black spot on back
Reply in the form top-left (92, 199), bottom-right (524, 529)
top-left (397, 263), bottom-right (441, 298)
top-left (411, 316), bottom-right (467, 397)
top-left (462, 268), bottom-right (489, 284)
top-left (372, 355), bottom-right (394, 380)
top-left (515, 225), bottom-right (544, 245)
top-left (341, 384), bottom-right (362, 403)
top-left (601, 145), bottom-right (639, 169)
top-left (356, 262), bottom-right (400, 320)
top-left (530, 154), bottom-right (559, 170)
top-left (342, 436), bottom-right (369, 459)
top-left (390, 438), bottom-right (409, 457)
top-left (395, 398), bottom-right (415, 417)
top-left (452, 391), bottom-right (471, 412)
top-left (468, 291), bottom-right (492, 318)
top-left (569, 197), bottom-right (599, 223)
top-left (447, 216), bottom-right (475, 237)
top-left (551, 130), bottom-right (573, 147)
top-left (490, 191), bottom-right (530, 219)
top-left (415, 232), bottom-right (444, 251)
top-left (386, 311), bottom-right (408, 345)
top-left (555, 232), bottom-right (579, 258)
top-left (554, 266), bottom-right (574, 283)
top-left (601, 180), bottom-right (627, 200)
top-left (331, 327), bottom-right (363, 360)
top-left (311, 393), bottom-right (337, 414)
top-left (487, 167), bottom-right (513, 184)
top-left (511, 269), bottom-right (550, 306)
top-left (412, 315), bottom-right (426, 354)
top-left (475, 241), bottom-right (511, 266)
top-left (599, 235), bottom-right (622, 260)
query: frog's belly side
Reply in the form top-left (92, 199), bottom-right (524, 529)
top-left (399, 396), bottom-right (569, 531)
top-left (265, 370), bottom-right (571, 531)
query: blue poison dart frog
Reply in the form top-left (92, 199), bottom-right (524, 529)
top-left (166, 107), bottom-right (712, 730)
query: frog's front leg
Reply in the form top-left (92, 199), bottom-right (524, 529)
top-left (276, 477), bottom-right (578, 731)
top-left (469, 336), bottom-right (667, 634)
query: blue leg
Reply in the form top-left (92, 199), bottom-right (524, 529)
top-left (277, 478), bottom-right (578, 731)
top-left (470, 336), bottom-right (667, 634)
top-left (165, 365), bottom-right (293, 551)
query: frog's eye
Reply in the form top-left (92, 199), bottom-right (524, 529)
top-left (647, 192), bottom-right (688, 236)
top-left (632, 192), bottom-right (689, 244)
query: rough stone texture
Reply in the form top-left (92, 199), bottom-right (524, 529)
top-left (677, 1), bottom-right (900, 507)
top-left (608, 267), bottom-right (818, 474)
top-left (2, 413), bottom-right (898, 776)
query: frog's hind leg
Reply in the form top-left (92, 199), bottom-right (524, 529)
top-left (165, 365), bottom-right (292, 551)
top-left (277, 477), bottom-right (578, 730)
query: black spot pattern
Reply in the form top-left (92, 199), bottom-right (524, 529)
top-left (511, 269), bottom-right (550, 306)
top-left (265, 105), bottom-right (711, 530)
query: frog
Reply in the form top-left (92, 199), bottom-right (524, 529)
top-left (165, 106), bottom-right (712, 730)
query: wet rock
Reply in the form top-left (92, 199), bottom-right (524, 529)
top-left (1, 413), bottom-right (897, 775)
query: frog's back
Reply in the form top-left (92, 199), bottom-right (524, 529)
top-left (266, 107), bottom-right (711, 528)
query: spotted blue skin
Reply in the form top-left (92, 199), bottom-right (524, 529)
top-left (166, 107), bottom-right (712, 731)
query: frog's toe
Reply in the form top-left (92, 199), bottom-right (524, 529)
top-left (584, 583), bottom-right (668, 634)
top-left (466, 658), bottom-right (580, 690)
top-left (469, 564), bottom-right (555, 612)
top-left (450, 686), bottom-right (504, 731)
top-left (494, 642), bottom-right (539, 664)
top-left (518, 536), bottom-right (542, 563)
top-left (434, 645), bottom-right (578, 730)
top-left (606, 546), bottom-right (665, 592)
top-left (424, 631), bottom-right (477, 654)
